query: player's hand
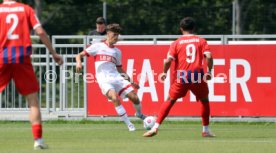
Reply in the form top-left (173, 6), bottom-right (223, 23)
top-left (76, 62), bottom-right (82, 73)
top-left (131, 82), bottom-right (140, 89)
top-left (53, 53), bottom-right (63, 65)
top-left (161, 73), bottom-right (167, 81)
top-left (206, 72), bottom-right (212, 80)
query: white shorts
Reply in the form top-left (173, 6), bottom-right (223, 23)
top-left (99, 79), bottom-right (134, 99)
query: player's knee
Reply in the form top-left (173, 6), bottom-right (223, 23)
top-left (167, 97), bottom-right (177, 103)
top-left (26, 93), bottom-right (39, 107)
top-left (110, 95), bottom-right (119, 102)
top-left (128, 93), bottom-right (140, 104)
top-left (200, 97), bottom-right (209, 102)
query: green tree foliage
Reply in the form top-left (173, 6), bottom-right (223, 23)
top-left (106, 0), bottom-right (232, 34)
top-left (9, 0), bottom-right (103, 35)
top-left (1, 0), bottom-right (275, 34)
top-left (239, 0), bottom-right (276, 34)
top-left (38, 0), bottom-right (103, 35)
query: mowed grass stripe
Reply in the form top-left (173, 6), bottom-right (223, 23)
top-left (0, 122), bottom-right (276, 153)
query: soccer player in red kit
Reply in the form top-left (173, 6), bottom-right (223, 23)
top-left (144, 17), bottom-right (215, 137)
top-left (0, 0), bottom-right (63, 149)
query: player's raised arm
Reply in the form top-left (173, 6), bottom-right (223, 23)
top-left (34, 26), bottom-right (63, 65)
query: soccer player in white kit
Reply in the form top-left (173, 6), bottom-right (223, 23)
top-left (76, 24), bottom-right (146, 131)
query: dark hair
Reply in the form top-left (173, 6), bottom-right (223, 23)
top-left (96, 17), bottom-right (106, 24)
top-left (180, 17), bottom-right (195, 31)
top-left (106, 23), bottom-right (122, 33)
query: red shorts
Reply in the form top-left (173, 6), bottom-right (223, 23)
top-left (169, 82), bottom-right (209, 101)
top-left (0, 63), bottom-right (39, 95)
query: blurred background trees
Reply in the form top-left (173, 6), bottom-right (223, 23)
top-left (2, 0), bottom-right (276, 35)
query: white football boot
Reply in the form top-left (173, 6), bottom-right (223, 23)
top-left (128, 123), bottom-right (136, 132)
top-left (34, 138), bottom-right (48, 150)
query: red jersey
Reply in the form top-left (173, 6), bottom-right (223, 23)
top-left (168, 35), bottom-right (210, 99)
top-left (168, 35), bottom-right (210, 72)
top-left (0, 1), bottom-right (41, 64)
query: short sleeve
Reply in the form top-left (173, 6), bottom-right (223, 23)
top-left (168, 41), bottom-right (177, 60)
top-left (201, 39), bottom-right (211, 55)
top-left (116, 49), bottom-right (122, 67)
top-left (84, 44), bottom-right (98, 56)
top-left (27, 6), bottom-right (41, 30)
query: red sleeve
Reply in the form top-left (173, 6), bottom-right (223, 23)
top-left (168, 41), bottom-right (177, 60)
top-left (83, 50), bottom-right (90, 57)
top-left (201, 38), bottom-right (211, 54)
top-left (27, 5), bottom-right (41, 29)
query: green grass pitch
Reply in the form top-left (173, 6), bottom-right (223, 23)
top-left (0, 120), bottom-right (276, 153)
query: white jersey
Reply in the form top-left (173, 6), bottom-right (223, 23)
top-left (84, 42), bottom-right (133, 98)
top-left (84, 42), bottom-right (123, 83)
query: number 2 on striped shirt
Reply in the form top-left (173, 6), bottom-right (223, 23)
top-left (6, 14), bottom-right (19, 40)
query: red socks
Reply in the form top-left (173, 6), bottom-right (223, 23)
top-left (32, 124), bottom-right (42, 140)
top-left (156, 101), bottom-right (175, 124)
top-left (200, 101), bottom-right (210, 126)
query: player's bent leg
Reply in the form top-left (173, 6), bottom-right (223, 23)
top-left (199, 97), bottom-right (215, 137)
top-left (116, 104), bottom-right (136, 132)
top-left (155, 98), bottom-right (176, 125)
top-left (26, 92), bottom-right (48, 149)
top-left (200, 97), bottom-right (210, 126)
top-left (107, 89), bottom-right (135, 131)
top-left (107, 89), bottom-right (121, 107)
top-left (26, 93), bottom-right (41, 124)
top-left (143, 98), bottom-right (177, 137)
top-left (126, 91), bottom-right (146, 120)
top-left (126, 91), bottom-right (139, 105)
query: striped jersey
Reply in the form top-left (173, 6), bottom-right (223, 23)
top-left (0, 1), bottom-right (41, 64)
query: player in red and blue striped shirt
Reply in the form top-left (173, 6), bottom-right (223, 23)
top-left (0, 0), bottom-right (63, 149)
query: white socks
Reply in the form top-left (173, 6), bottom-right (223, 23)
top-left (35, 138), bottom-right (44, 144)
top-left (152, 123), bottom-right (160, 130)
top-left (203, 126), bottom-right (209, 132)
top-left (115, 105), bottom-right (132, 126)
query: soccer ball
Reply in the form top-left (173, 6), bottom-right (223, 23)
top-left (143, 116), bottom-right (156, 130)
